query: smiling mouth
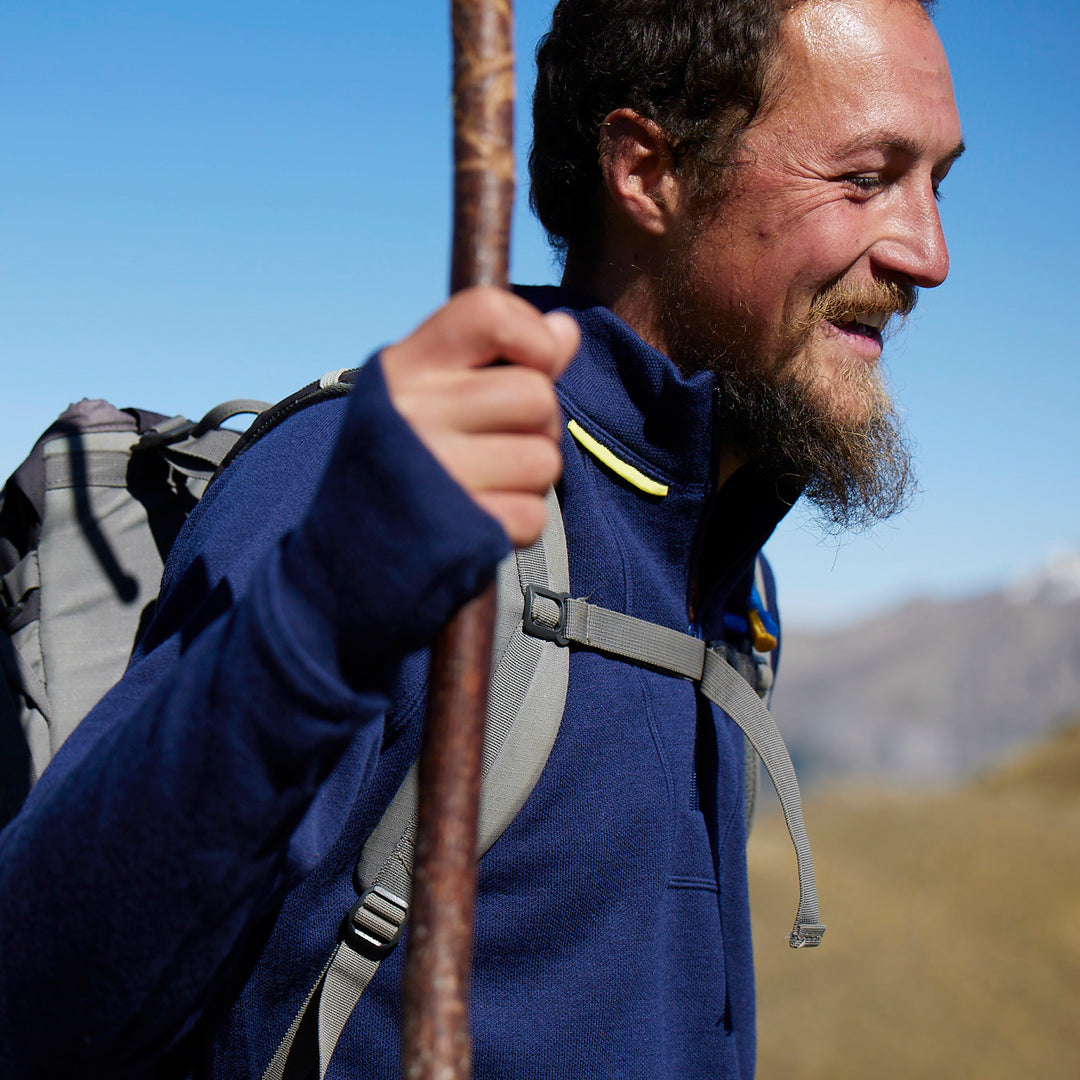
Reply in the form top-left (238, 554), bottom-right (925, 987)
top-left (829, 310), bottom-right (890, 340)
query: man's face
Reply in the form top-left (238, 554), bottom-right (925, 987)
top-left (665, 0), bottom-right (964, 429)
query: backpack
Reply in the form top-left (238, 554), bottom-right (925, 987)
top-left (0, 395), bottom-right (271, 822)
top-left (0, 373), bottom-right (824, 1080)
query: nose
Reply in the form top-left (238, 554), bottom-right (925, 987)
top-left (871, 181), bottom-right (950, 289)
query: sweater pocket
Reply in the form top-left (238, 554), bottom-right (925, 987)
top-left (659, 878), bottom-right (738, 1077)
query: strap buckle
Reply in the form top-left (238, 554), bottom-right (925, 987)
top-left (339, 885), bottom-right (408, 961)
top-left (522, 585), bottom-right (571, 647)
top-left (135, 416), bottom-right (198, 451)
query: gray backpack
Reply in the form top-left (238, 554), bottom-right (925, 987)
top-left (0, 373), bottom-right (824, 1080)
top-left (0, 395), bottom-right (270, 820)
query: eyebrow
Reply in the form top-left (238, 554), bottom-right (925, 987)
top-left (940, 139), bottom-right (967, 169)
top-left (837, 132), bottom-right (967, 170)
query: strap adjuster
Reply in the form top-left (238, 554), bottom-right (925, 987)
top-left (789, 922), bottom-right (826, 948)
top-left (522, 585), bottom-right (571, 647)
top-left (340, 885), bottom-right (408, 961)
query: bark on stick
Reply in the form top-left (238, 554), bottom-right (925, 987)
top-left (400, 2), bottom-right (514, 1078)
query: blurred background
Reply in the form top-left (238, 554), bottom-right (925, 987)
top-left (3, 1), bottom-right (1078, 1075)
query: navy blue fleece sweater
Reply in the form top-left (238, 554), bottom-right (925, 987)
top-left (0, 288), bottom-right (792, 1079)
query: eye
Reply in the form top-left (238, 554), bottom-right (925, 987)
top-left (842, 173), bottom-right (884, 196)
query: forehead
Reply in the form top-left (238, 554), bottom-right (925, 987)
top-left (764, 0), bottom-right (962, 162)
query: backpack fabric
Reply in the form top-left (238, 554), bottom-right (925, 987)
top-left (0, 396), bottom-right (269, 825)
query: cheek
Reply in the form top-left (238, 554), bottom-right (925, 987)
top-left (751, 184), bottom-right (871, 267)
top-left (767, 220), bottom-right (873, 317)
top-left (718, 200), bottom-right (856, 309)
top-left (735, 176), bottom-right (838, 240)
top-left (678, 188), bottom-right (870, 330)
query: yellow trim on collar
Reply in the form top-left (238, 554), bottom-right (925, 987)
top-left (567, 418), bottom-right (670, 498)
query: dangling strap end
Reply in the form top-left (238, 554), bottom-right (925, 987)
top-left (788, 921), bottom-right (826, 949)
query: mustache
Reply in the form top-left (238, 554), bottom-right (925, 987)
top-left (808, 279), bottom-right (918, 326)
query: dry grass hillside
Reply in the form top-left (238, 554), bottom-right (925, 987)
top-left (749, 721), bottom-right (1080, 1079)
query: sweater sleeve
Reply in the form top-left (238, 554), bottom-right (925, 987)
top-left (0, 355), bottom-right (510, 1078)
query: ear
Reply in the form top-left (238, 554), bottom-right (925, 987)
top-left (598, 108), bottom-right (681, 236)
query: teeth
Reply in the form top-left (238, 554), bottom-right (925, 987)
top-left (854, 310), bottom-right (890, 331)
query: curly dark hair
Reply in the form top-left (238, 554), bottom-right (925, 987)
top-left (529, 0), bottom-right (936, 258)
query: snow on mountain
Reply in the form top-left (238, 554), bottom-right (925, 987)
top-left (1006, 549), bottom-right (1080, 605)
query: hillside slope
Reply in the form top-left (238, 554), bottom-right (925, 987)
top-left (749, 721), bottom-right (1080, 1079)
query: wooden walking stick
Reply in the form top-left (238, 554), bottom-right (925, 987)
top-left (399, 1), bottom-right (515, 1078)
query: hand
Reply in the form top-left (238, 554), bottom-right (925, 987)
top-left (381, 287), bottom-right (579, 547)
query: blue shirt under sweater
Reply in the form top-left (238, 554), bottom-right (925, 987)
top-left (0, 287), bottom-right (793, 1080)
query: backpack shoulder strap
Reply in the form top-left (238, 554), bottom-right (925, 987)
top-left (212, 369), bottom-right (356, 482)
top-left (263, 487), bottom-right (571, 1080)
top-left (730, 552), bottom-right (781, 834)
top-left (354, 486), bottom-right (569, 893)
top-left (518, 585), bottom-right (822, 949)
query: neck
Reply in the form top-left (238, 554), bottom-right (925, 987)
top-left (715, 449), bottom-right (749, 491)
top-left (561, 240), bottom-right (671, 358)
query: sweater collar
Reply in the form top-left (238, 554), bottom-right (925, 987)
top-left (516, 285), bottom-right (717, 493)
top-left (516, 284), bottom-right (804, 625)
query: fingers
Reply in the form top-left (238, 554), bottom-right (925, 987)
top-left (435, 433), bottom-right (563, 495)
top-left (383, 287), bottom-right (579, 379)
top-left (436, 433), bottom-right (562, 547)
top-left (379, 288), bottom-right (579, 548)
top-left (411, 366), bottom-right (563, 441)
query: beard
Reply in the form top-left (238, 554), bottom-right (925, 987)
top-left (660, 263), bottom-right (918, 533)
top-left (712, 358), bottom-right (915, 532)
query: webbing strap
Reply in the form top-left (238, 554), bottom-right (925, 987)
top-left (564, 597), bottom-right (705, 679)
top-left (317, 943), bottom-right (383, 1073)
top-left (524, 590), bottom-right (825, 949)
top-left (263, 490), bottom-right (570, 1080)
top-left (42, 450), bottom-right (132, 490)
top-left (700, 651), bottom-right (824, 947)
top-left (193, 399), bottom-right (272, 435)
top-left (727, 647), bottom-right (763, 835)
top-left (1, 555), bottom-right (39, 609)
top-left (259, 955), bottom-right (334, 1080)
top-left (164, 428), bottom-right (240, 472)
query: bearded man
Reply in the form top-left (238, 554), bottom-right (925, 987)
top-left (0, 1), bottom-right (962, 1077)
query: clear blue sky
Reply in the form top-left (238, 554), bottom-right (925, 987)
top-left (3, 1), bottom-right (1077, 627)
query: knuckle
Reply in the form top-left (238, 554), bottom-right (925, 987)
top-left (388, 373), bottom-right (448, 431)
top-left (467, 286), bottom-right (510, 327)
top-left (481, 294), bottom-right (543, 360)
top-left (487, 318), bottom-right (521, 358)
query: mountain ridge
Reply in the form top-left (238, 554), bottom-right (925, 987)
top-left (769, 566), bottom-right (1080, 785)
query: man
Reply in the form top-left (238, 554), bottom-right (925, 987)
top-left (0, 0), bottom-right (962, 1077)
